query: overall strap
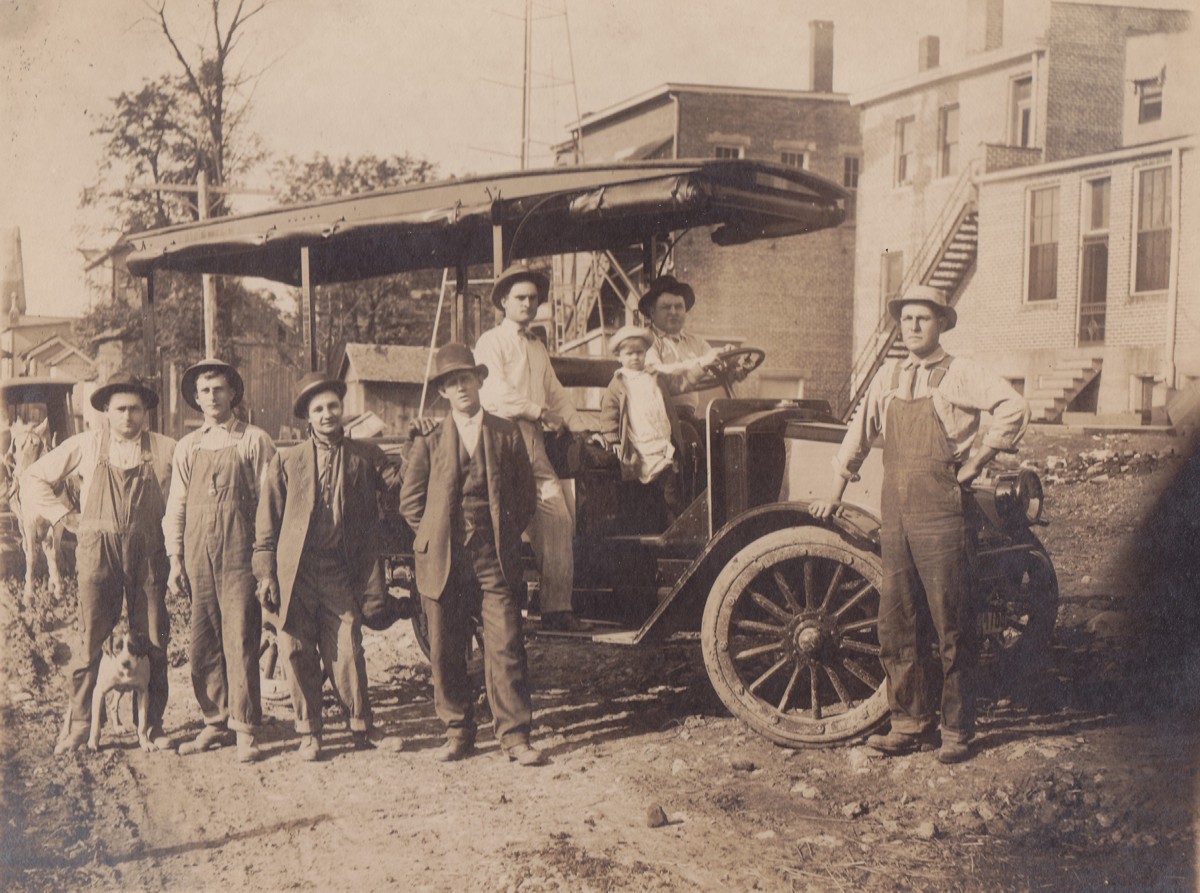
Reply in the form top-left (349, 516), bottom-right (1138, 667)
top-left (928, 355), bottom-right (955, 390)
top-left (889, 359), bottom-right (903, 392)
top-left (139, 430), bottom-right (158, 484)
top-left (97, 427), bottom-right (111, 467)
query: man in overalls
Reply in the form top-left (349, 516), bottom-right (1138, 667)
top-left (811, 285), bottom-right (1028, 763)
top-left (165, 360), bottom-right (276, 762)
top-left (22, 373), bottom-right (177, 754)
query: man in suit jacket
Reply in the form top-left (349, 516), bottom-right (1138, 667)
top-left (253, 373), bottom-right (399, 761)
top-left (400, 344), bottom-right (542, 765)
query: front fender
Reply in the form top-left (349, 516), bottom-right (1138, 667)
top-left (629, 501), bottom-right (880, 643)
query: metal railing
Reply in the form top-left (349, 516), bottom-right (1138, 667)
top-left (835, 159), bottom-right (981, 420)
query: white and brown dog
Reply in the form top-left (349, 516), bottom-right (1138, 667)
top-left (87, 625), bottom-right (153, 752)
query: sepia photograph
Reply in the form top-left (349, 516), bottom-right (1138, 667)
top-left (2, 0), bottom-right (1198, 889)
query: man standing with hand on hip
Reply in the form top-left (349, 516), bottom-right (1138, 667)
top-left (473, 262), bottom-right (593, 633)
top-left (165, 359), bottom-right (275, 763)
top-left (24, 373), bottom-right (177, 755)
top-left (810, 285), bottom-right (1029, 764)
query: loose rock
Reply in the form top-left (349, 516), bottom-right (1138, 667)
top-left (646, 805), bottom-right (668, 828)
top-left (915, 821), bottom-right (938, 840)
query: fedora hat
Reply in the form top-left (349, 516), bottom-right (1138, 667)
top-left (90, 372), bottom-right (159, 411)
top-left (490, 262), bottom-right (549, 309)
top-left (180, 358), bottom-right (245, 412)
top-left (638, 276), bottom-right (695, 317)
top-left (887, 284), bottom-right (957, 332)
top-left (429, 343), bottom-right (488, 388)
top-left (608, 325), bottom-right (653, 355)
top-left (292, 372), bottom-right (347, 420)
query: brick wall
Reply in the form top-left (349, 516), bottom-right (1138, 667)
top-left (953, 147), bottom-right (1198, 413)
top-left (1044, 3), bottom-right (1190, 162)
top-left (852, 56), bottom-right (1035, 363)
top-left (574, 89), bottom-right (861, 406)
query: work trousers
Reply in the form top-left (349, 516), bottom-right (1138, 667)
top-left (879, 392), bottom-right (977, 745)
top-left (518, 420), bottom-right (574, 615)
top-left (422, 535), bottom-right (533, 748)
top-left (278, 549), bottom-right (371, 735)
top-left (70, 531), bottom-right (170, 729)
top-left (185, 443), bottom-right (262, 732)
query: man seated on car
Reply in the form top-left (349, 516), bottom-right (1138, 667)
top-left (640, 276), bottom-right (731, 421)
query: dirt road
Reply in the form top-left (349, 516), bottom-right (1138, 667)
top-left (2, 427), bottom-right (1197, 892)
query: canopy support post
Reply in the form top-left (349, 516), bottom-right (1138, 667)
top-left (300, 246), bottom-right (317, 372)
top-left (142, 273), bottom-right (158, 428)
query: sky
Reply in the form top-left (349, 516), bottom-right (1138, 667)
top-left (1, 0), bottom-right (1186, 318)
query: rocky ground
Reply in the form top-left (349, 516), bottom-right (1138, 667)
top-left (1, 425), bottom-right (1198, 892)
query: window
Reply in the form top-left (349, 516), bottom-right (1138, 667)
top-left (780, 151), bottom-right (806, 169)
top-left (939, 105), bottom-right (959, 178)
top-left (1011, 76), bottom-right (1032, 147)
top-left (895, 117), bottom-right (914, 186)
top-left (843, 156), bottom-right (860, 189)
top-left (1027, 186), bottom-right (1059, 302)
top-left (880, 251), bottom-right (905, 317)
top-left (1079, 178), bottom-right (1110, 344)
top-left (1135, 166), bottom-right (1171, 292)
top-left (714, 145), bottom-right (744, 160)
top-left (1137, 75), bottom-right (1164, 124)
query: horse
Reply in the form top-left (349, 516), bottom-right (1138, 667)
top-left (5, 417), bottom-right (67, 600)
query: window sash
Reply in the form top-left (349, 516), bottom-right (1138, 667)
top-left (1135, 167), bottom-right (1171, 292)
top-left (939, 106), bottom-right (959, 178)
top-left (1027, 186), bottom-right (1059, 302)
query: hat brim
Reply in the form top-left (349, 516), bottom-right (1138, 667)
top-left (293, 379), bottom-right (348, 420)
top-left (887, 298), bottom-right (957, 332)
top-left (431, 363), bottom-right (489, 389)
top-left (90, 383), bottom-right (159, 412)
top-left (181, 362), bottom-right (245, 412)
top-left (490, 269), bottom-right (549, 309)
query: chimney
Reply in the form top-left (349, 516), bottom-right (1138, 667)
top-left (918, 35), bottom-right (941, 71)
top-left (966, 0), bottom-right (1004, 54)
top-left (809, 20), bottom-right (834, 93)
top-left (0, 228), bottom-right (26, 333)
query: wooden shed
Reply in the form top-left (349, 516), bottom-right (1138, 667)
top-left (338, 343), bottom-right (446, 435)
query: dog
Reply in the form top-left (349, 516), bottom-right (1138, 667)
top-left (88, 625), bottom-right (153, 752)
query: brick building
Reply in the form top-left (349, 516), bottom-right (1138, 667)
top-left (848, 0), bottom-right (1196, 423)
top-left (554, 21), bottom-right (860, 405)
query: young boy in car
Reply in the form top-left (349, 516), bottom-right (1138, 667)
top-left (595, 325), bottom-right (684, 522)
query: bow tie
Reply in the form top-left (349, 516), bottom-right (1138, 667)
top-left (520, 329), bottom-right (540, 341)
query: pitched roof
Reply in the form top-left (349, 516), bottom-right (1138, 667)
top-left (339, 343), bottom-right (432, 384)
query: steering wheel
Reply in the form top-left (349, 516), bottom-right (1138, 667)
top-left (694, 347), bottom-right (766, 392)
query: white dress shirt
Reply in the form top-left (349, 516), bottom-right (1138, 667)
top-left (474, 318), bottom-right (586, 431)
top-left (451, 409), bottom-right (483, 457)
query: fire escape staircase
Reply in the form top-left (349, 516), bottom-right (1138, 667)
top-left (837, 161), bottom-right (981, 420)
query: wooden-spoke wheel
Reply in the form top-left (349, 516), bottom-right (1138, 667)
top-left (977, 532), bottom-right (1058, 669)
top-left (702, 527), bottom-right (889, 747)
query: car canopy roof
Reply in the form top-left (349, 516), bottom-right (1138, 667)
top-left (124, 160), bottom-right (846, 286)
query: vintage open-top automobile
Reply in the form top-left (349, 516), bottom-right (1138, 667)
top-left (124, 159), bottom-right (1058, 747)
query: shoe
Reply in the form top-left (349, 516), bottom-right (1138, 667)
top-left (146, 727), bottom-right (175, 752)
top-left (434, 738), bottom-right (475, 762)
top-left (297, 735), bottom-right (322, 762)
top-left (178, 725), bottom-right (234, 755)
top-left (865, 729), bottom-right (938, 756)
top-left (937, 740), bottom-right (972, 764)
top-left (541, 611), bottom-right (589, 633)
top-left (235, 731), bottom-right (262, 763)
top-left (352, 726), bottom-right (405, 752)
top-left (54, 726), bottom-right (89, 755)
top-left (504, 741), bottom-right (546, 767)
